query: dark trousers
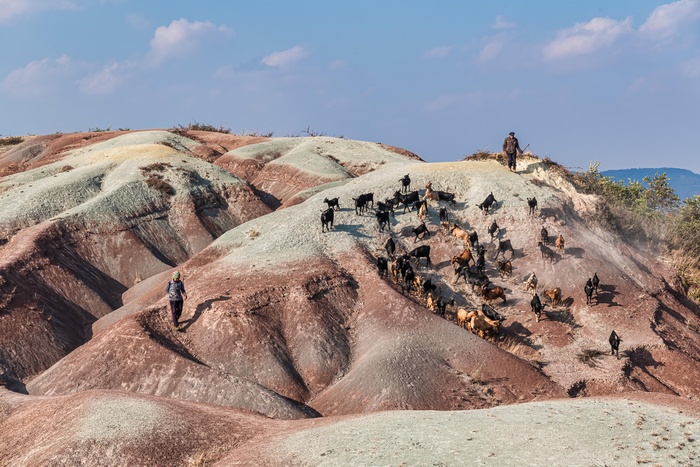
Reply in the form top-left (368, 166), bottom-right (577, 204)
top-left (507, 152), bottom-right (516, 169)
top-left (169, 300), bottom-right (184, 326)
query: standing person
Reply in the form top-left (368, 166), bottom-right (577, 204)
top-left (503, 131), bottom-right (522, 173)
top-left (166, 271), bottom-right (187, 331)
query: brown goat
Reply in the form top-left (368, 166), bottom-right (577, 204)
top-left (497, 260), bottom-right (513, 278)
top-left (451, 248), bottom-right (474, 269)
top-left (543, 288), bottom-right (562, 307)
top-left (555, 235), bottom-right (565, 253)
top-left (457, 307), bottom-right (469, 329)
top-left (481, 284), bottom-right (506, 303)
top-left (450, 223), bottom-right (470, 246)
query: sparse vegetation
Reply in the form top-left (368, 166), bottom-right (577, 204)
top-left (0, 136), bottom-right (24, 146)
top-left (172, 121), bottom-right (231, 135)
top-left (577, 349), bottom-right (605, 367)
top-left (88, 126), bottom-right (111, 132)
top-left (144, 174), bottom-right (175, 196)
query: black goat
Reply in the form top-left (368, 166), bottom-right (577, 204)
top-left (537, 241), bottom-right (555, 262)
top-left (494, 239), bottom-right (513, 260)
top-left (393, 190), bottom-right (420, 213)
top-left (476, 192), bottom-right (497, 214)
top-left (531, 293), bottom-right (547, 322)
top-left (352, 195), bottom-right (369, 215)
top-left (609, 330), bottom-right (622, 358)
top-left (385, 237), bottom-right (396, 258)
top-left (585, 278), bottom-right (595, 305)
top-left (399, 174), bottom-right (411, 193)
top-left (402, 263), bottom-right (415, 294)
top-left (475, 249), bottom-right (486, 275)
top-left (468, 231), bottom-right (479, 249)
top-left (592, 273), bottom-right (600, 295)
top-left (488, 220), bottom-right (500, 240)
top-left (376, 210), bottom-right (391, 231)
top-left (323, 197), bottom-right (340, 210)
top-left (540, 226), bottom-right (549, 246)
top-left (436, 190), bottom-right (456, 205)
top-left (376, 200), bottom-right (394, 215)
top-left (377, 257), bottom-right (388, 278)
top-left (421, 278), bottom-right (437, 297)
top-left (409, 245), bottom-right (431, 265)
top-left (412, 222), bottom-right (430, 243)
top-left (321, 208), bottom-right (334, 233)
top-left (439, 207), bottom-right (449, 223)
top-left (361, 192), bottom-right (374, 209)
top-left (527, 197), bottom-right (537, 215)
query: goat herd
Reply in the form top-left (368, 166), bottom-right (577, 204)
top-left (319, 173), bottom-right (621, 357)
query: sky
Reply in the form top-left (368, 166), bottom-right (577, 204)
top-left (1, 1), bottom-right (700, 172)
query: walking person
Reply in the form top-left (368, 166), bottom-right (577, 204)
top-left (166, 271), bottom-right (188, 331)
top-left (503, 131), bottom-right (522, 172)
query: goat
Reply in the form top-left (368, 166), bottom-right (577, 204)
top-left (408, 245), bottom-right (431, 265)
top-left (584, 278), bottom-right (595, 305)
top-left (402, 264), bottom-right (415, 294)
top-left (321, 208), bottom-right (334, 233)
top-left (540, 227), bottom-right (549, 246)
top-left (417, 200), bottom-right (428, 222)
top-left (609, 330), bottom-right (622, 358)
top-left (468, 231), bottom-right (479, 250)
top-left (436, 190), bottom-right (456, 204)
top-left (385, 237), bottom-right (396, 258)
top-left (497, 260), bottom-right (513, 278)
top-left (531, 293), bottom-right (546, 322)
top-left (451, 248), bottom-right (474, 269)
top-left (592, 273), bottom-right (600, 295)
top-left (481, 284), bottom-right (506, 304)
top-left (419, 277), bottom-right (437, 298)
top-left (481, 303), bottom-right (505, 323)
top-left (376, 210), bottom-right (391, 231)
top-left (555, 235), bottom-right (565, 253)
top-left (390, 260), bottom-right (401, 283)
top-left (454, 266), bottom-right (489, 290)
top-left (377, 257), bottom-right (388, 278)
top-left (412, 223), bottom-right (430, 243)
top-left (537, 241), bottom-right (555, 262)
top-left (352, 195), bottom-right (368, 215)
top-left (361, 192), bottom-right (374, 209)
top-left (475, 249), bottom-right (486, 275)
top-left (393, 190), bottom-right (420, 213)
top-left (488, 220), bottom-right (500, 240)
top-left (439, 207), bottom-right (449, 223)
top-left (450, 223), bottom-right (470, 246)
top-left (527, 197), bottom-right (538, 215)
top-left (543, 288), bottom-right (561, 307)
top-left (476, 192), bottom-right (497, 214)
top-left (424, 183), bottom-right (440, 204)
top-left (323, 197), bottom-right (340, 211)
top-left (399, 174), bottom-right (411, 193)
top-left (494, 239), bottom-right (514, 260)
top-left (524, 272), bottom-right (538, 296)
top-left (457, 307), bottom-right (469, 329)
top-left (376, 201), bottom-right (394, 216)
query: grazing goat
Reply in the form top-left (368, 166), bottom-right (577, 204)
top-left (540, 227), bottom-right (549, 246)
top-left (409, 245), bottom-right (431, 265)
top-left (377, 257), bottom-right (388, 278)
top-left (399, 174), bottom-right (411, 193)
top-left (543, 288), bottom-right (561, 307)
top-left (555, 235), bottom-right (565, 253)
top-left (592, 273), bottom-right (600, 295)
top-left (450, 223), bottom-right (470, 246)
top-left (524, 272), bottom-right (538, 296)
top-left (451, 248), bottom-right (474, 269)
top-left (393, 190), bottom-right (420, 213)
top-left (531, 293), bottom-right (546, 322)
top-left (376, 210), bottom-right (391, 231)
top-left (488, 220), bottom-right (500, 240)
top-left (468, 231), bottom-right (479, 249)
top-left (481, 303), bottom-right (505, 322)
top-left (385, 237), bottom-right (396, 258)
top-left (494, 239), bottom-right (514, 260)
top-left (439, 207), bottom-right (449, 223)
top-left (609, 330), bottom-right (622, 358)
top-left (481, 284), bottom-right (506, 304)
top-left (584, 278), bottom-right (595, 305)
top-left (323, 197), bottom-right (340, 210)
top-left (527, 197), bottom-right (538, 215)
top-left (497, 260), bottom-right (513, 278)
top-left (321, 208), bottom-right (334, 233)
top-left (538, 241), bottom-right (555, 262)
top-left (412, 223), bottom-right (430, 243)
top-left (476, 192), bottom-right (497, 214)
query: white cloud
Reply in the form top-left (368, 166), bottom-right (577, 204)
top-left (261, 45), bottom-right (309, 67)
top-left (422, 46), bottom-right (451, 59)
top-left (478, 36), bottom-right (506, 62)
top-left (77, 61), bottom-right (133, 96)
top-left (148, 18), bottom-right (233, 65)
top-left (493, 15), bottom-right (516, 30)
top-left (640, 0), bottom-right (700, 41)
top-left (543, 17), bottom-right (633, 61)
top-left (1, 55), bottom-right (78, 98)
top-left (0, 0), bottom-right (78, 22)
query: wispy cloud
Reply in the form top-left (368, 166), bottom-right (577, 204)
top-left (681, 56), bottom-right (700, 77)
top-left (261, 45), bottom-right (309, 67)
top-left (422, 46), bottom-right (451, 59)
top-left (639, 0), bottom-right (700, 41)
top-left (77, 61), bottom-right (134, 96)
top-left (0, 0), bottom-right (78, 22)
top-left (543, 17), bottom-right (633, 61)
top-left (493, 15), bottom-right (516, 30)
top-left (478, 36), bottom-right (507, 62)
top-left (148, 18), bottom-right (233, 65)
top-left (1, 55), bottom-right (79, 98)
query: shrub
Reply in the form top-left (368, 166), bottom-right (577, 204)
top-left (172, 121), bottom-right (231, 135)
top-left (144, 174), bottom-right (175, 196)
top-left (0, 136), bottom-right (24, 146)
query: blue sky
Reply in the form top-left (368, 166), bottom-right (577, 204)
top-left (1, 1), bottom-right (700, 172)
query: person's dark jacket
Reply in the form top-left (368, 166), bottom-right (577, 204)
top-left (166, 279), bottom-right (186, 301)
top-left (503, 136), bottom-right (521, 155)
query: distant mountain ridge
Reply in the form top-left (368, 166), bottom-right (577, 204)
top-left (601, 167), bottom-right (700, 201)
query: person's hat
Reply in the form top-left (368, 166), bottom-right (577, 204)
top-left (173, 271), bottom-right (180, 279)
top-left (509, 132), bottom-right (515, 136)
